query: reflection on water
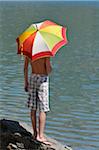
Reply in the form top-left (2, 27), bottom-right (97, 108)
top-left (0, 1), bottom-right (99, 150)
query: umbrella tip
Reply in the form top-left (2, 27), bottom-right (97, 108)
top-left (36, 24), bottom-right (39, 31)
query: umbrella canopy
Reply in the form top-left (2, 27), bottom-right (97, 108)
top-left (16, 20), bottom-right (68, 61)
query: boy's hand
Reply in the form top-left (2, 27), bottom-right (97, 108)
top-left (24, 82), bottom-right (29, 92)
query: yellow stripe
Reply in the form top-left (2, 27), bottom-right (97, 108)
top-left (39, 25), bottom-right (63, 39)
top-left (18, 25), bottom-right (36, 44)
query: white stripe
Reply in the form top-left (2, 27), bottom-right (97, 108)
top-left (32, 32), bottom-right (50, 56)
top-left (33, 22), bottom-right (43, 30)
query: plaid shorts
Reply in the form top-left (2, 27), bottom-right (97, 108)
top-left (27, 74), bottom-right (50, 112)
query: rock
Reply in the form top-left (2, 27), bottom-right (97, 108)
top-left (0, 119), bottom-right (72, 150)
top-left (7, 143), bottom-right (18, 149)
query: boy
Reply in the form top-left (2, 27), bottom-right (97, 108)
top-left (24, 56), bottom-right (52, 144)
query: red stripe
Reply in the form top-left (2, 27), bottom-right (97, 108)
top-left (32, 51), bottom-right (53, 61)
top-left (17, 32), bottom-right (37, 59)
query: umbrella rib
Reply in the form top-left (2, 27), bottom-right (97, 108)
top-left (32, 31), bottom-right (51, 53)
top-left (38, 31), bottom-right (51, 50)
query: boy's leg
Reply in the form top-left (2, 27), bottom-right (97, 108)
top-left (37, 75), bottom-right (51, 144)
top-left (29, 74), bottom-right (38, 139)
top-left (31, 109), bottom-right (37, 139)
top-left (38, 111), bottom-right (46, 140)
top-left (37, 111), bottom-right (52, 145)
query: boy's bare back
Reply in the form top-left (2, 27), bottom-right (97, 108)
top-left (29, 57), bottom-right (52, 75)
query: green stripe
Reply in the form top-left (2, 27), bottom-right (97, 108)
top-left (25, 24), bottom-right (36, 33)
top-left (40, 31), bottom-right (62, 49)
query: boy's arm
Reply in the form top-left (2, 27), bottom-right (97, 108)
top-left (24, 56), bottom-right (29, 92)
top-left (45, 57), bottom-right (52, 75)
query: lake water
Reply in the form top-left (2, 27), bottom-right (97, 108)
top-left (0, 1), bottom-right (99, 150)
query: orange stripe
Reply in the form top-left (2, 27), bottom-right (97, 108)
top-left (40, 20), bottom-right (57, 30)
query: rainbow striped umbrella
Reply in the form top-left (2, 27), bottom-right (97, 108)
top-left (16, 20), bottom-right (68, 61)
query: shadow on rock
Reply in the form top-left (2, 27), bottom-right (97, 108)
top-left (0, 119), bottom-right (55, 150)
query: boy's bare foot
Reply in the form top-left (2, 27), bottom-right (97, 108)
top-left (36, 136), bottom-right (52, 145)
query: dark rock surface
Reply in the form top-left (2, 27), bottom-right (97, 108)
top-left (0, 119), bottom-right (72, 150)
